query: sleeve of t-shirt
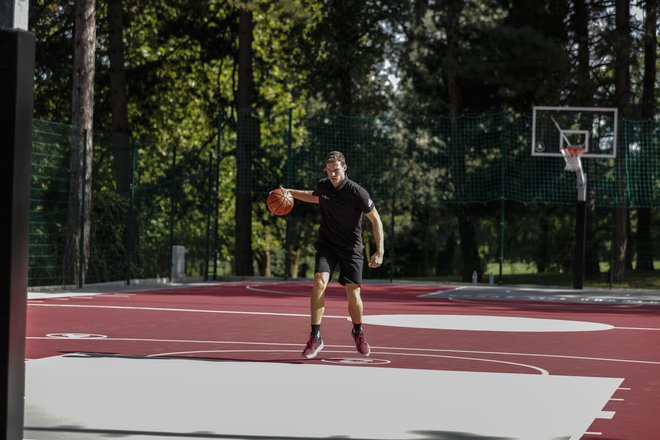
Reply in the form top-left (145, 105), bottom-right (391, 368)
top-left (357, 186), bottom-right (375, 213)
top-left (312, 179), bottom-right (323, 197)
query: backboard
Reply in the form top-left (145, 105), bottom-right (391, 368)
top-left (531, 106), bottom-right (618, 158)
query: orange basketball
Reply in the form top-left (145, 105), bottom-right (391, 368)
top-left (267, 188), bottom-right (294, 216)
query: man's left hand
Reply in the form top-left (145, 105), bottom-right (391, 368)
top-left (368, 252), bottom-right (383, 268)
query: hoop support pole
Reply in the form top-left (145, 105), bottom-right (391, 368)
top-left (574, 199), bottom-right (586, 289)
top-left (573, 169), bottom-right (586, 289)
top-left (576, 167), bottom-right (586, 202)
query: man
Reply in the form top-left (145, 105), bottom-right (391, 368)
top-left (283, 151), bottom-right (384, 359)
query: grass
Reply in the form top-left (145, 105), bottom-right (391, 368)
top-left (402, 261), bottom-right (660, 290)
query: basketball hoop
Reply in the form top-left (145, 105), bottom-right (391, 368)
top-left (560, 147), bottom-right (584, 172)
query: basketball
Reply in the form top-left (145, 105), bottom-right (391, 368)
top-left (267, 188), bottom-right (294, 216)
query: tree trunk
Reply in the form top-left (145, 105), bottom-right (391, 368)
top-left (611, 0), bottom-right (630, 283)
top-left (108, 0), bottom-right (131, 197)
top-left (444, 0), bottom-right (479, 282)
top-left (264, 227), bottom-right (271, 277)
top-left (572, 0), bottom-right (600, 277)
top-left (64, 0), bottom-right (96, 285)
top-left (289, 248), bottom-right (301, 278)
top-left (636, 0), bottom-right (656, 272)
top-left (457, 205), bottom-right (481, 281)
top-left (235, 8), bottom-right (255, 276)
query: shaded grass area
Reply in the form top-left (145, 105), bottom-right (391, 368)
top-left (403, 261), bottom-right (659, 290)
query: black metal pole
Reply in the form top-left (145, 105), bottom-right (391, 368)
top-left (0, 25), bottom-right (35, 440)
top-left (204, 152), bottom-right (213, 281)
top-left (212, 109), bottom-right (222, 280)
top-left (126, 138), bottom-right (136, 285)
top-left (499, 108), bottom-right (508, 284)
top-left (574, 200), bottom-right (586, 289)
top-left (574, 167), bottom-right (587, 289)
top-left (389, 186), bottom-right (395, 283)
top-left (169, 143), bottom-right (177, 281)
top-left (284, 109), bottom-right (292, 279)
top-left (78, 129), bottom-right (87, 288)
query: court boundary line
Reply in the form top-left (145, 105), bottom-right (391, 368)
top-left (26, 336), bottom-right (660, 366)
top-left (28, 303), bottom-right (660, 332)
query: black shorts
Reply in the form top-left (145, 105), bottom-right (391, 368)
top-left (314, 243), bottom-right (364, 286)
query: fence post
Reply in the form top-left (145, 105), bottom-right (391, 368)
top-left (169, 143), bottom-right (177, 281)
top-left (204, 152), bottom-right (213, 281)
top-left (212, 109), bottom-right (223, 280)
top-left (498, 108), bottom-right (508, 284)
top-left (126, 138), bottom-right (136, 285)
top-left (78, 129), bottom-right (87, 289)
top-left (389, 185), bottom-right (395, 283)
top-left (285, 108), bottom-right (293, 279)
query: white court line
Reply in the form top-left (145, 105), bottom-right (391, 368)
top-left (30, 302), bottom-right (660, 332)
top-left (245, 283), bottom-right (460, 301)
top-left (374, 345), bottom-right (660, 366)
top-left (418, 286), bottom-right (465, 297)
top-left (143, 348), bottom-right (548, 375)
top-left (615, 326), bottom-right (660, 331)
top-left (28, 336), bottom-right (306, 346)
top-left (28, 303), bottom-right (347, 319)
top-left (371, 350), bottom-right (549, 375)
top-left (27, 335), bottom-right (660, 366)
top-left (446, 296), bottom-right (648, 310)
top-left (147, 349), bottom-right (355, 357)
top-left (245, 283), bottom-right (311, 297)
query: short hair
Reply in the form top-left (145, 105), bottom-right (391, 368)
top-left (325, 151), bottom-right (346, 165)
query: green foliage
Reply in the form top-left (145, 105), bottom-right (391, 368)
top-left (28, 0), bottom-right (658, 287)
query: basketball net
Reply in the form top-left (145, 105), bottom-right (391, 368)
top-left (560, 147), bottom-right (584, 172)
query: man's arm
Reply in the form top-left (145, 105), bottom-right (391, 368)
top-left (281, 187), bottom-right (319, 204)
top-left (365, 208), bottom-right (384, 268)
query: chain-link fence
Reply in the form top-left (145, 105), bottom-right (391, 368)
top-left (29, 110), bottom-right (660, 288)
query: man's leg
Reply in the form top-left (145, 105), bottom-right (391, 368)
top-left (346, 283), bottom-right (370, 356)
top-left (345, 283), bottom-right (363, 325)
top-left (302, 271), bottom-right (329, 359)
top-left (311, 272), bottom-right (330, 326)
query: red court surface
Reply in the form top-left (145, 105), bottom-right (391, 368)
top-left (25, 282), bottom-right (660, 440)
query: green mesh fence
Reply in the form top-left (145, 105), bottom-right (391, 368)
top-left (29, 110), bottom-right (660, 288)
top-left (287, 112), bottom-right (660, 209)
top-left (30, 120), bottom-right (71, 285)
top-left (29, 120), bottom-right (218, 286)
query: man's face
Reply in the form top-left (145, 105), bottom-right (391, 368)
top-left (326, 160), bottom-right (346, 187)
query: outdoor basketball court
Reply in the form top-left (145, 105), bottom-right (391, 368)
top-left (23, 281), bottom-right (660, 439)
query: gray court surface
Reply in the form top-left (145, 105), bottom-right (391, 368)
top-left (23, 281), bottom-right (660, 440)
top-left (420, 283), bottom-right (660, 306)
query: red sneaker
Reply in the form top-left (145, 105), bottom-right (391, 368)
top-left (352, 331), bottom-right (370, 356)
top-left (302, 336), bottom-right (324, 359)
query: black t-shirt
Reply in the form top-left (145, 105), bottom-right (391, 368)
top-left (313, 177), bottom-right (375, 251)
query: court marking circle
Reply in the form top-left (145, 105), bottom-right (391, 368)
top-left (46, 333), bottom-right (108, 339)
top-left (321, 358), bottom-right (390, 365)
top-left (361, 314), bottom-right (614, 332)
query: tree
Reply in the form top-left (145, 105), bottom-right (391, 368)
top-left (568, 0), bottom-right (601, 277)
top-left (635, 0), bottom-right (657, 271)
top-left (235, 7), bottom-right (257, 276)
top-left (64, 0), bottom-right (96, 284)
top-left (30, 2), bottom-right (75, 121)
top-left (444, 0), bottom-right (482, 282)
top-left (611, 0), bottom-right (631, 282)
top-left (288, 0), bottom-right (398, 115)
top-left (108, 0), bottom-right (132, 197)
